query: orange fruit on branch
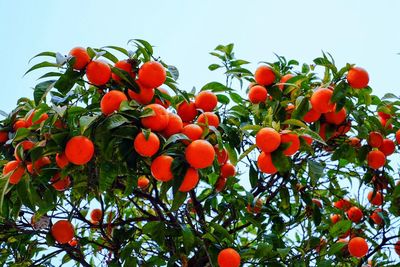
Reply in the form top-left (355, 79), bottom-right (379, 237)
top-left (141, 104), bottom-right (170, 132)
top-left (177, 101), bottom-right (197, 122)
top-left (138, 61), bottom-right (166, 88)
top-left (254, 65), bottom-right (275, 86)
top-left (65, 136), bottom-right (95, 165)
top-left (278, 73), bottom-right (293, 90)
top-left (182, 124), bottom-right (203, 142)
top-left (310, 88), bottom-right (335, 114)
top-left (185, 140), bottom-right (215, 169)
top-left (100, 90), bottom-right (128, 115)
top-left (280, 131), bottom-right (300, 156)
top-left (217, 248), bottom-right (241, 267)
top-left (248, 85), bottom-right (268, 104)
top-left (367, 150), bottom-right (386, 169)
top-left (50, 173), bottom-right (71, 191)
top-left (178, 167), bottom-right (200, 192)
top-left (256, 127), bottom-right (281, 153)
top-left (69, 47), bottom-right (91, 70)
top-left (379, 138), bottom-right (395, 156)
top-left (367, 191), bottom-right (383, 206)
top-left (346, 206), bottom-right (363, 223)
top-left (51, 220), bottom-right (74, 244)
top-left (137, 176), bottom-right (150, 189)
top-left (161, 113), bottom-right (183, 138)
top-left (195, 91), bottom-right (218, 112)
top-left (90, 208), bottom-right (103, 223)
top-left (134, 132), bottom-right (160, 157)
top-left (220, 162), bottom-right (236, 178)
top-left (368, 132), bottom-right (383, 148)
top-left (86, 60), bottom-right (111, 86)
top-left (3, 160), bottom-right (25, 185)
top-left (151, 155), bottom-right (174, 182)
top-left (348, 237), bottom-right (368, 258)
top-left (347, 67), bottom-right (369, 89)
top-left (112, 60), bottom-right (136, 83)
top-left (196, 112), bottom-right (220, 128)
top-left (257, 152), bottom-right (277, 174)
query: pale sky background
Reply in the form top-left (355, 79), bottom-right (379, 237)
top-left (1, 0), bottom-right (400, 265)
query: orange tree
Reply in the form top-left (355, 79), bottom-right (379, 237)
top-left (1, 40), bottom-right (400, 267)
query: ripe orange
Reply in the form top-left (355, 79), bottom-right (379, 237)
top-left (379, 139), bottom-right (395, 156)
top-left (256, 127), bottom-right (281, 153)
top-left (196, 112), bottom-right (220, 128)
top-left (370, 208), bottom-right (383, 225)
top-left (330, 214), bottom-right (341, 224)
top-left (348, 137), bottom-right (361, 148)
top-left (254, 65), bottom-right (275, 86)
top-left (280, 131), bottom-right (300, 156)
top-left (278, 74), bottom-right (293, 90)
top-left (137, 176), bottom-right (150, 189)
top-left (100, 90), bottom-right (128, 115)
top-left (310, 88), bottom-right (335, 114)
top-left (185, 140), bottom-right (215, 169)
top-left (215, 176), bottom-right (227, 192)
top-left (182, 124), bottom-right (203, 141)
top-left (14, 140), bottom-right (35, 161)
top-left (134, 132), bottom-right (160, 157)
top-left (111, 60), bottom-right (135, 83)
top-left (367, 150), bottom-right (386, 169)
top-left (248, 85), bottom-right (268, 104)
top-left (257, 152), bottom-right (277, 174)
top-left (220, 162), bottom-right (235, 178)
top-left (86, 60), bottom-right (111, 86)
top-left (368, 132), bottom-right (383, 148)
top-left (69, 47), bottom-right (91, 70)
top-left (0, 131), bottom-right (8, 143)
top-left (3, 160), bottom-right (25, 184)
top-left (151, 155), bottom-right (174, 182)
top-left (303, 108), bottom-right (321, 123)
top-left (178, 167), bottom-right (200, 192)
top-left (90, 208), bottom-right (102, 222)
top-left (177, 101), bottom-right (197, 122)
top-left (26, 111), bottom-right (49, 127)
top-left (348, 237), bottom-right (368, 258)
top-left (32, 157), bottom-right (51, 174)
top-left (138, 61), bottom-right (166, 88)
top-left (324, 108), bottom-right (346, 125)
top-left (141, 104), bottom-right (170, 132)
top-left (195, 91), bottom-right (218, 112)
top-left (346, 206), bottom-right (363, 223)
top-left (128, 80), bottom-right (155, 105)
top-left (217, 248), bottom-right (241, 267)
top-left (334, 199), bottom-right (351, 211)
top-left (379, 116), bottom-right (393, 130)
top-left (367, 191), bottom-right (383, 206)
top-left (161, 113), bottom-right (183, 138)
top-left (56, 153), bottom-right (69, 169)
top-left (51, 220), bottom-right (74, 244)
top-left (301, 135), bottom-right (313, 146)
top-left (396, 129), bottom-right (400, 144)
top-left (65, 136), bottom-right (95, 165)
top-left (154, 87), bottom-right (171, 108)
top-left (50, 173), bottom-right (71, 191)
top-left (13, 119), bottom-right (27, 131)
top-left (68, 238), bottom-right (78, 247)
top-left (214, 145), bottom-right (228, 165)
top-left (347, 67), bottom-right (369, 89)
top-left (395, 241), bottom-right (400, 256)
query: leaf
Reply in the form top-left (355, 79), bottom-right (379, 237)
top-left (291, 96), bottom-right (310, 120)
top-left (329, 220), bottom-right (351, 237)
top-left (238, 144), bottom-right (257, 162)
top-left (210, 222), bottom-right (234, 244)
top-left (308, 159), bottom-right (324, 185)
top-left (129, 39), bottom-right (154, 55)
top-left (103, 114), bottom-right (129, 130)
top-left (327, 242), bottom-right (347, 255)
top-left (54, 68), bottom-right (82, 94)
top-left (208, 64), bottom-right (221, 71)
top-left (28, 51), bottom-right (56, 63)
top-left (34, 80), bottom-right (56, 105)
top-left (171, 191), bottom-right (187, 211)
top-left (110, 67), bottom-right (139, 92)
top-left (182, 226), bottom-right (195, 253)
top-left (282, 119), bottom-right (308, 129)
top-left (216, 94), bottom-right (230, 105)
top-left (167, 65), bottom-right (179, 81)
top-left (102, 46), bottom-right (130, 57)
top-left (201, 82), bottom-right (232, 92)
top-left (24, 61), bottom-right (59, 76)
top-left (225, 143), bottom-right (238, 165)
top-left (163, 133), bottom-right (190, 149)
top-left (229, 92), bottom-right (243, 104)
top-left (80, 115), bottom-right (100, 134)
top-left (271, 149), bottom-right (291, 173)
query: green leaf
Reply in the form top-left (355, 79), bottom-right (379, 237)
top-left (171, 191), bottom-right (187, 211)
top-left (271, 149), bottom-right (291, 173)
top-left (54, 67), bottom-right (82, 94)
top-left (29, 51), bottom-right (56, 63)
top-left (201, 82), bottom-right (232, 92)
top-left (210, 222), bottom-right (234, 244)
top-left (308, 160), bottom-right (324, 185)
top-left (327, 242), bottom-right (347, 255)
top-left (182, 226), bottom-right (195, 253)
top-left (216, 94), bottom-right (230, 105)
top-left (103, 114), bottom-right (129, 130)
top-left (329, 220), bottom-right (351, 237)
top-left (163, 133), bottom-right (190, 149)
top-left (208, 64), bottom-right (221, 71)
top-left (102, 46), bottom-right (130, 57)
top-left (130, 39), bottom-right (154, 55)
top-left (34, 80), bottom-right (56, 105)
top-left (24, 61), bottom-right (59, 76)
top-left (282, 119), bottom-right (308, 129)
top-left (80, 115), bottom-right (100, 134)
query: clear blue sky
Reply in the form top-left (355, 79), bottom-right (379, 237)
top-left (1, 0), bottom-right (400, 113)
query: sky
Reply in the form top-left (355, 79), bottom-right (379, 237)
top-left (1, 0), bottom-right (400, 265)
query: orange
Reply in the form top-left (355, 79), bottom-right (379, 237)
top-left (90, 208), bottom-right (102, 222)
top-left (182, 124), bottom-right (203, 141)
top-left (3, 160), bottom-right (25, 185)
top-left (303, 108), bottom-right (321, 123)
top-left (257, 152), bottom-right (277, 174)
top-left (254, 65), bottom-right (275, 86)
top-left (138, 176), bottom-right (150, 189)
top-left (69, 47), bottom-right (91, 70)
top-left (334, 199), bottom-right (351, 211)
top-left (86, 60), bottom-right (111, 86)
top-left (195, 91), bottom-right (218, 112)
top-left (111, 60), bottom-right (135, 83)
top-left (368, 132), bottom-right (383, 148)
top-left (177, 101), bottom-right (197, 122)
top-left (26, 111), bottom-right (49, 127)
top-left (214, 145), bottom-right (228, 165)
top-left (378, 111), bottom-right (391, 120)
top-left (324, 108), bottom-right (346, 125)
top-left (50, 173), bottom-right (71, 191)
top-left (280, 131), bottom-right (300, 156)
top-left (0, 131), bottom-right (8, 143)
top-left (141, 104), bottom-right (170, 132)
top-left (215, 176), bottom-right (227, 192)
top-left (396, 129), bottom-right (400, 144)
top-left (196, 112), bottom-right (220, 128)
top-left (217, 248), bottom-right (241, 267)
top-left (248, 85), bottom-right (268, 104)
top-left (185, 140), bottom-right (215, 169)
top-left (346, 206), bottom-right (363, 223)
top-left (347, 67), bottom-right (369, 89)
top-left (65, 136), bottom-right (95, 165)
top-left (330, 214), bottom-right (341, 224)
top-left (51, 220), bottom-right (74, 244)
top-left (335, 121), bottom-right (351, 136)
top-left (301, 135), bottom-right (313, 146)
top-left (100, 90), bottom-right (128, 115)
top-left (348, 137), bottom-right (361, 148)
top-left (310, 88), bottom-right (335, 113)
top-left (312, 198), bottom-right (322, 208)
top-left (32, 157), bottom-right (51, 174)
top-left (256, 127), bottom-right (281, 153)
top-left (178, 167), bottom-right (199, 192)
top-left (379, 116), bottom-right (393, 130)
top-left (379, 138), bottom-right (395, 156)
top-left (348, 237), bottom-right (368, 258)
top-left (68, 238), bottom-right (78, 247)
top-left (14, 140), bottom-right (35, 161)
top-left (133, 132), bottom-right (160, 157)
top-left (138, 61), bottom-right (166, 88)
top-left (128, 80), bottom-right (155, 105)
top-left (370, 209), bottom-right (383, 225)
top-left (151, 155), bottom-right (174, 182)
top-left (13, 119), bottom-right (27, 131)
top-left (395, 241), bottom-right (400, 256)
top-left (278, 74), bottom-right (293, 90)
top-left (220, 163), bottom-right (235, 178)
top-left (161, 113), bottom-right (183, 138)
top-left (154, 87), bottom-right (171, 108)
top-left (367, 150), bottom-right (386, 169)
top-left (56, 153), bottom-right (69, 169)
top-left (367, 191), bottom-right (383, 206)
